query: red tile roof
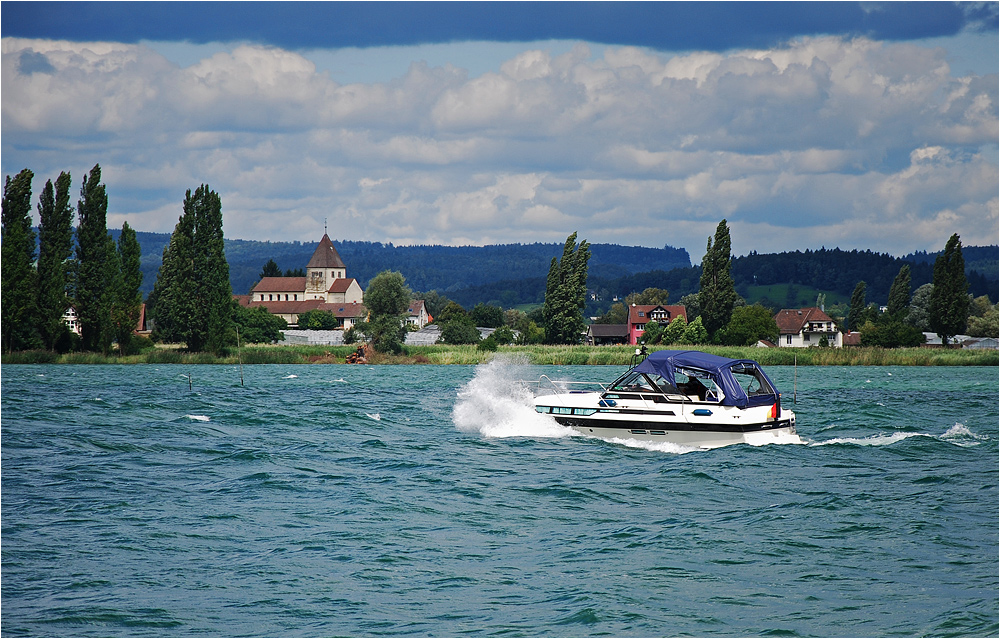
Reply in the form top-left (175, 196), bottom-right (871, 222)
top-left (327, 278), bottom-right (359, 294)
top-left (248, 299), bottom-right (367, 318)
top-left (627, 304), bottom-right (687, 326)
top-left (251, 276), bottom-right (307, 293)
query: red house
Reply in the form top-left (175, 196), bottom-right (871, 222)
top-left (627, 304), bottom-right (687, 345)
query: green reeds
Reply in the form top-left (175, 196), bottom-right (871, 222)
top-left (2, 343), bottom-right (996, 366)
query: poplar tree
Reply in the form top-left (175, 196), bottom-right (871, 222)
top-left (36, 172), bottom-right (74, 350)
top-left (1, 169), bottom-right (39, 352)
top-left (543, 232), bottom-right (590, 344)
top-left (76, 164), bottom-right (115, 353)
top-left (151, 185), bottom-right (233, 353)
top-left (885, 264), bottom-right (911, 321)
top-left (847, 281), bottom-right (867, 332)
top-left (111, 221), bottom-right (143, 354)
top-left (698, 219), bottom-right (737, 339)
top-left (929, 234), bottom-right (970, 345)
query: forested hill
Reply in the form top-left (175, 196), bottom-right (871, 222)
top-left (119, 231), bottom-right (690, 296)
top-left (107, 230), bottom-right (995, 308)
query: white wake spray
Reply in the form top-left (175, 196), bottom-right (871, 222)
top-left (452, 354), bottom-right (577, 439)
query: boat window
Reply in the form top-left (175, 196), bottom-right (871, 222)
top-left (675, 367), bottom-right (722, 402)
top-left (731, 364), bottom-right (775, 397)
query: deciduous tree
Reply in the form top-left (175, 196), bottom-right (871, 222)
top-left (76, 164), bottom-right (115, 353)
top-left (698, 220), bottom-right (737, 339)
top-left (112, 222), bottom-right (143, 354)
top-left (361, 270), bottom-right (412, 354)
top-left (1, 168), bottom-right (39, 352)
top-left (36, 172), bottom-right (74, 350)
top-left (929, 234), bottom-right (970, 345)
top-left (543, 232), bottom-right (590, 344)
top-left (886, 264), bottom-right (912, 321)
top-left (847, 281), bottom-right (867, 332)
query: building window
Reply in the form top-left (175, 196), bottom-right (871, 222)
top-left (638, 311), bottom-right (645, 317)
top-left (294, 294), bottom-right (297, 301)
top-left (786, 334), bottom-right (792, 345)
top-left (269, 294), bottom-right (273, 301)
top-left (804, 333), bottom-right (810, 342)
top-left (260, 294), bottom-right (264, 301)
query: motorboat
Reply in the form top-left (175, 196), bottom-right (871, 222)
top-left (529, 349), bottom-right (796, 449)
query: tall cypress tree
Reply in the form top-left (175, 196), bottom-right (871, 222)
top-left (929, 234), bottom-right (970, 345)
top-left (543, 232), bottom-right (590, 344)
top-left (111, 221), bottom-right (143, 354)
top-left (698, 219), bottom-right (737, 339)
top-left (37, 172), bottom-right (75, 350)
top-left (1, 169), bottom-right (39, 352)
top-left (76, 164), bottom-right (114, 352)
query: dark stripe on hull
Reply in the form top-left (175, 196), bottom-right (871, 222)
top-left (553, 416), bottom-right (794, 434)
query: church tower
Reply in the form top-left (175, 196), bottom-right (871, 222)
top-left (304, 234), bottom-right (347, 298)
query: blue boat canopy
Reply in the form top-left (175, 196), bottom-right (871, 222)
top-left (632, 350), bottom-right (779, 409)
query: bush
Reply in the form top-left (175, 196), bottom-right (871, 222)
top-left (440, 320), bottom-right (482, 344)
top-left (477, 334), bottom-right (498, 352)
top-left (296, 309), bottom-right (339, 330)
top-left (122, 334), bottom-right (155, 355)
top-left (492, 325), bottom-right (515, 345)
top-left (343, 326), bottom-right (360, 344)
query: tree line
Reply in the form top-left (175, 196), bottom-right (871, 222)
top-left (2, 165), bottom-right (143, 354)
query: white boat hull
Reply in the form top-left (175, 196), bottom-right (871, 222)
top-left (534, 391), bottom-right (796, 450)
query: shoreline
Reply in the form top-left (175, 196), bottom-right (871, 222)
top-left (3, 344), bottom-right (997, 367)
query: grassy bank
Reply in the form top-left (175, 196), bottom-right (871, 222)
top-left (3, 343), bottom-right (997, 366)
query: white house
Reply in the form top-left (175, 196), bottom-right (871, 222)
top-left (774, 307), bottom-right (843, 347)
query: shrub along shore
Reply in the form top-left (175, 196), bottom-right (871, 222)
top-left (3, 343), bottom-right (996, 366)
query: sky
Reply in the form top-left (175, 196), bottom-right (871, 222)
top-left (2, 2), bottom-right (998, 260)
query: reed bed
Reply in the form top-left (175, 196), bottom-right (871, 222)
top-left (3, 343), bottom-right (996, 366)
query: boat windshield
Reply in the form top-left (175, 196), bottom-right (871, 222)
top-left (608, 371), bottom-right (671, 393)
top-left (730, 363), bottom-right (776, 398)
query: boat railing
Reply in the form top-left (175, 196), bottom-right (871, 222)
top-left (521, 375), bottom-right (608, 396)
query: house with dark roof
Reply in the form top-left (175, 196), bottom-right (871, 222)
top-left (774, 307), bottom-right (843, 347)
top-left (627, 304), bottom-right (687, 345)
top-left (586, 323), bottom-right (629, 345)
top-left (242, 233), bottom-right (427, 329)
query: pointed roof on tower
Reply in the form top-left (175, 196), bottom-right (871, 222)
top-left (306, 234), bottom-right (346, 269)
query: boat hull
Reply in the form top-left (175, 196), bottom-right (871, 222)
top-left (553, 415), bottom-right (796, 449)
top-left (534, 390), bottom-right (796, 450)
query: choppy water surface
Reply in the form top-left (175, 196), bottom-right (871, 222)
top-left (2, 359), bottom-right (997, 637)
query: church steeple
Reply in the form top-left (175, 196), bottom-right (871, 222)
top-left (305, 234), bottom-right (346, 297)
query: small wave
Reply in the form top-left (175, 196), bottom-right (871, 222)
top-left (452, 354), bottom-right (577, 439)
top-left (810, 432), bottom-right (922, 447)
top-left (283, 374), bottom-right (298, 379)
top-left (603, 436), bottom-right (699, 454)
top-left (366, 412), bottom-right (381, 421)
top-left (331, 378), bottom-right (347, 383)
top-left (186, 414), bottom-right (211, 422)
top-left (941, 423), bottom-right (987, 446)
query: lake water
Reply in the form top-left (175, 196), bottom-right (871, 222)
top-left (2, 359), bottom-right (997, 637)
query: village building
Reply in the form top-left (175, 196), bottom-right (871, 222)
top-left (774, 307), bottom-right (843, 347)
top-left (240, 233), bottom-right (427, 329)
top-left (627, 304), bottom-right (687, 345)
top-left (586, 323), bottom-right (629, 345)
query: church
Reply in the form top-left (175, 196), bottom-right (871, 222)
top-left (239, 234), bottom-right (428, 330)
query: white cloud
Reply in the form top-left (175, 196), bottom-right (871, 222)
top-left (1, 35), bottom-right (996, 258)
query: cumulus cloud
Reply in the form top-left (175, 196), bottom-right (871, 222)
top-left (1, 35), bottom-right (996, 257)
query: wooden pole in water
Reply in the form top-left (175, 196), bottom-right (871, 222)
top-left (236, 326), bottom-right (244, 386)
top-left (793, 354), bottom-right (797, 404)
top-left (189, 371), bottom-right (192, 391)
